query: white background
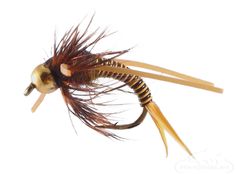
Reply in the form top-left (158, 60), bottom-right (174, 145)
top-left (0, 0), bottom-right (235, 174)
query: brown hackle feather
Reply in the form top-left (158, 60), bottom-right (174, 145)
top-left (44, 16), bottom-right (130, 138)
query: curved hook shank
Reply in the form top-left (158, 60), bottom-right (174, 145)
top-left (96, 107), bottom-right (147, 130)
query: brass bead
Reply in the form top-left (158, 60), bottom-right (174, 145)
top-left (31, 64), bottom-right (58, 94)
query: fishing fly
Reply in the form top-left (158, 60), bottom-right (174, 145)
top-left (24, 16), bottom-right (223, 156)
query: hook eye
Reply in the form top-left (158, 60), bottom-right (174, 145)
top-left (24, 83), bottom-right (35, 96)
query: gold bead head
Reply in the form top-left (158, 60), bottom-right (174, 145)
top-left (31, 64), bottom-right (58, 94)
top-left (24, 64), bottom-right (58, 96)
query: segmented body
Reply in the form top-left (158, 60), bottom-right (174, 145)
top-left (95, 59), bottom-right (152, 106)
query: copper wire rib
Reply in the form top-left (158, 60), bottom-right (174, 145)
top-left (96, 59), bottom-right (153, 106)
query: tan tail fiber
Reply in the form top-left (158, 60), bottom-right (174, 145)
top-left (145, 101), bottom-right (193, 156)
top-left (96, 66), bottom-right (223, 93)
top-left (116, 59), bottom-right (214, 86)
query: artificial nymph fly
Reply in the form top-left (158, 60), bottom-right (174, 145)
top-left (24, 16), bottom-right (223, 156)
